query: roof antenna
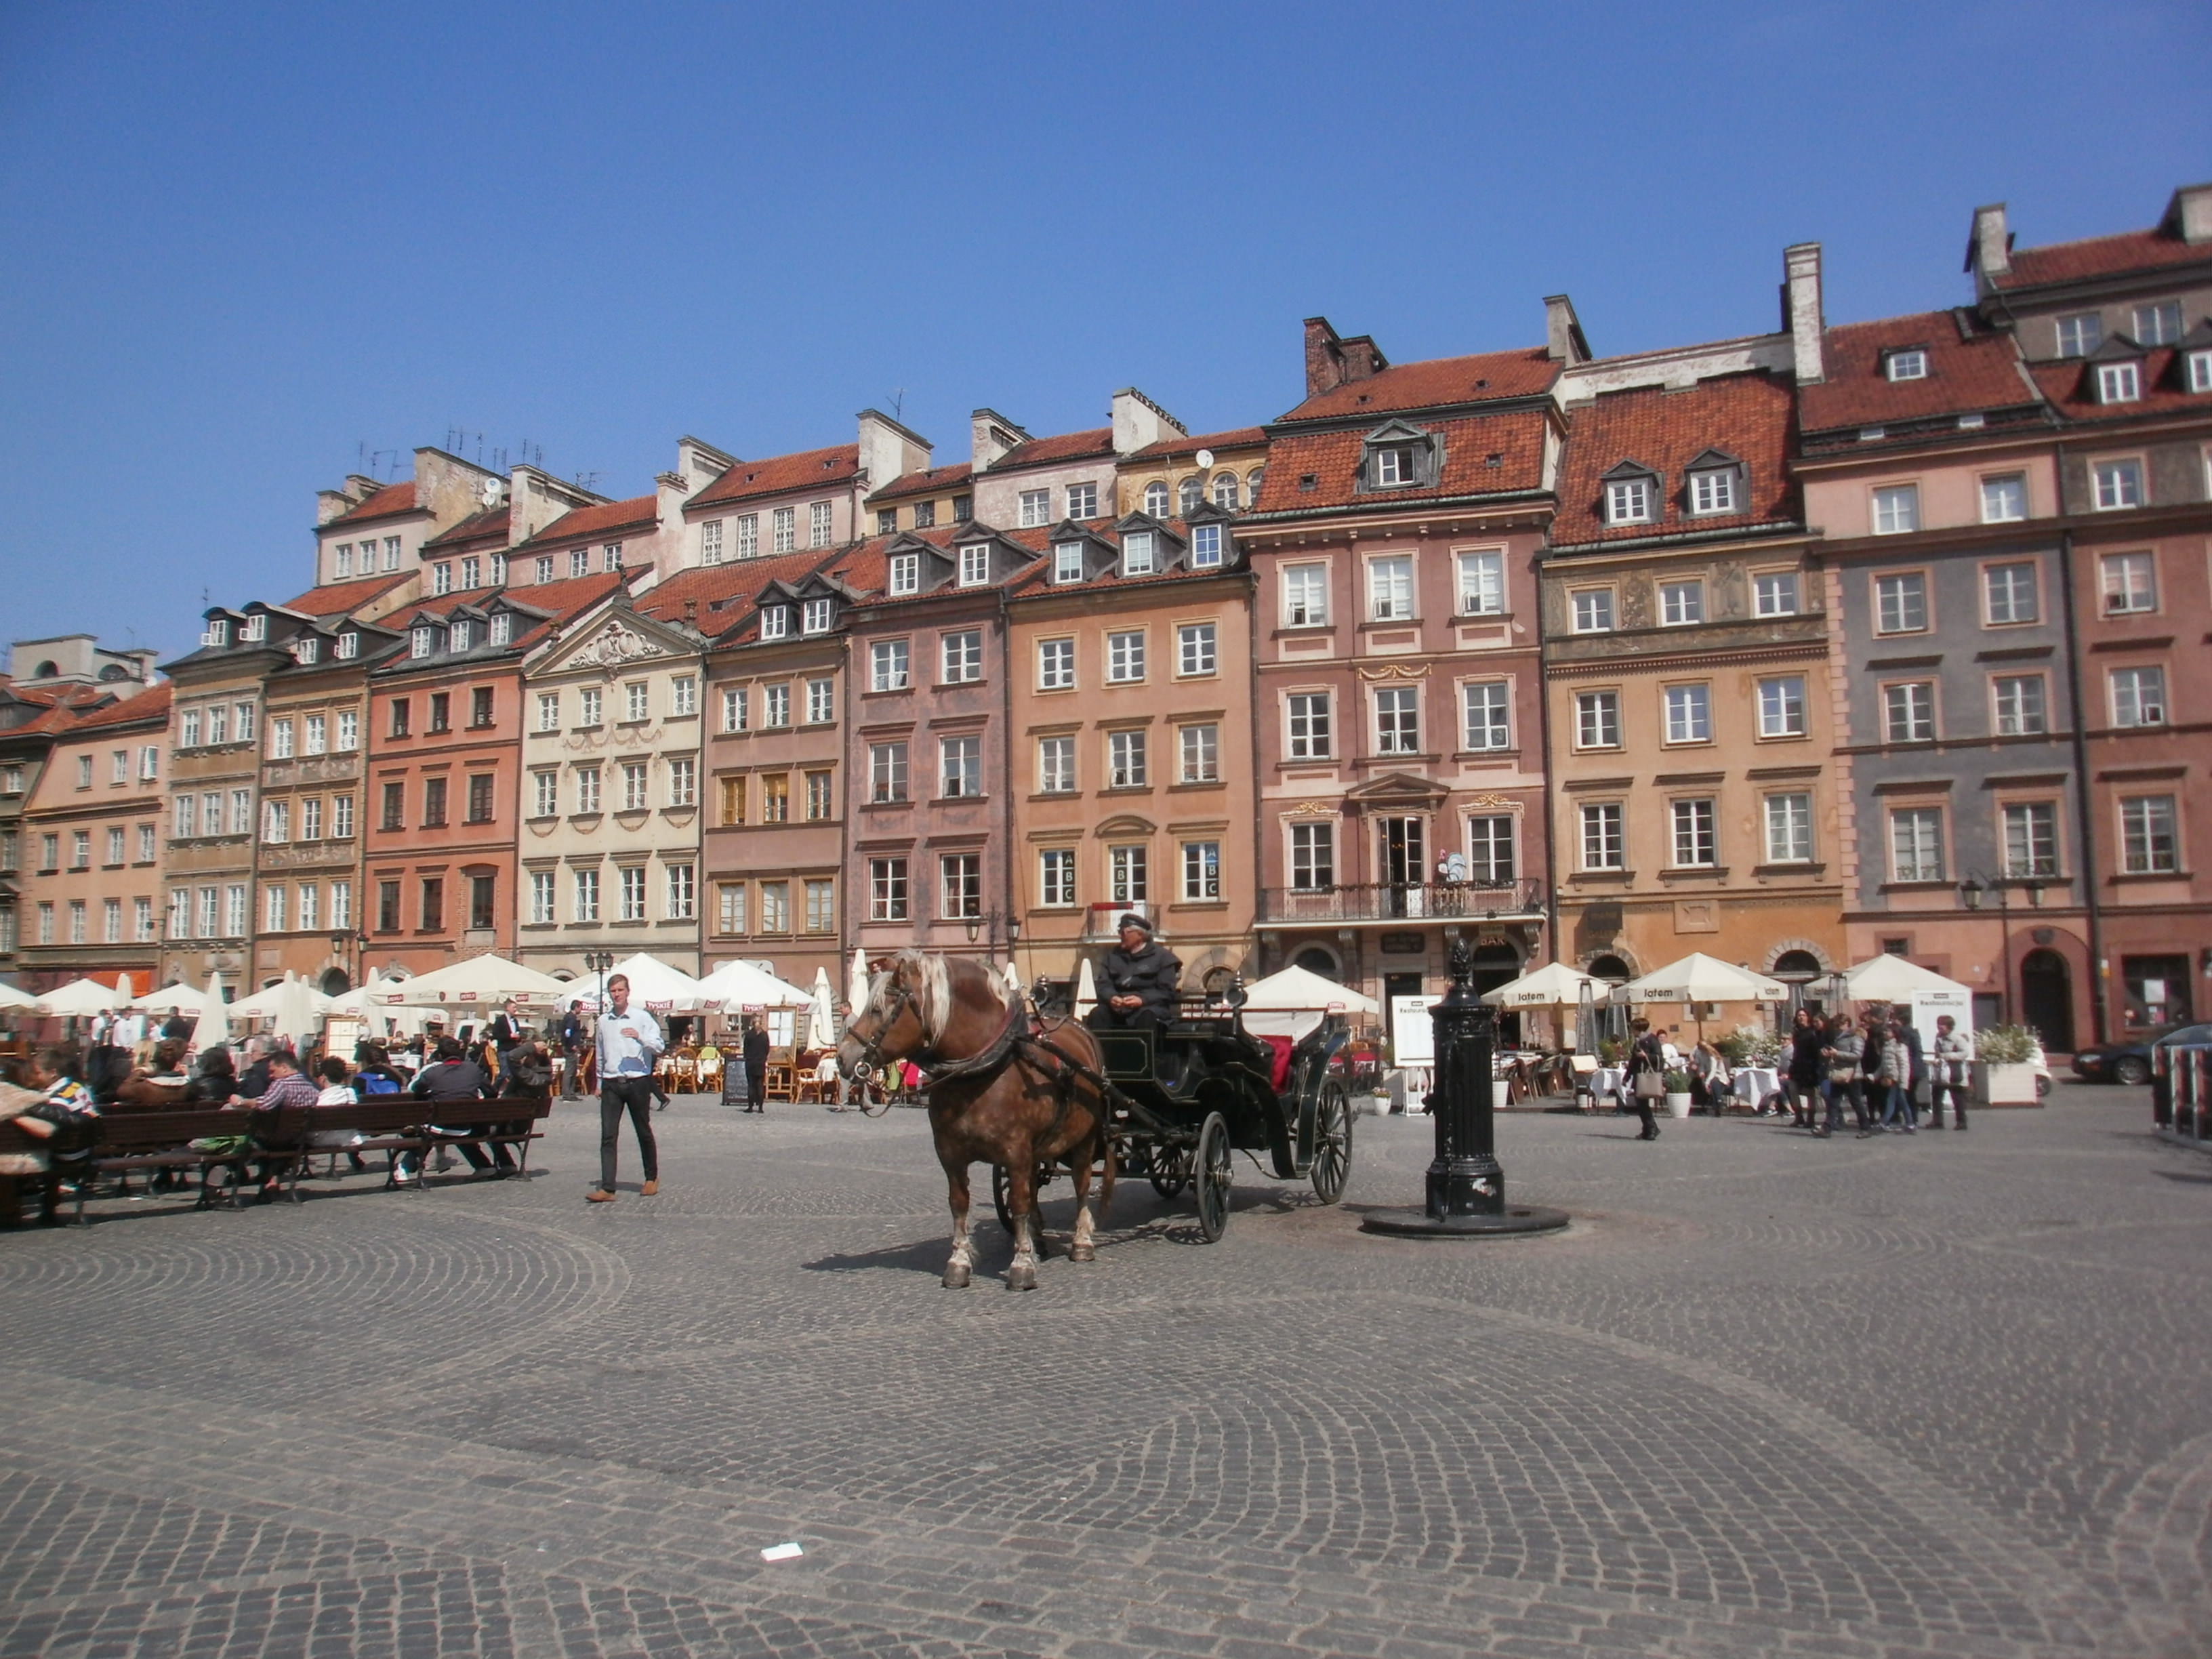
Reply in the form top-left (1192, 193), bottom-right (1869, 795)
top-left (890, 388), bottom-right (905, 422)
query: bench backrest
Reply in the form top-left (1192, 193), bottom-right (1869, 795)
top-left (95, 1109), bottom-right (252, 1153)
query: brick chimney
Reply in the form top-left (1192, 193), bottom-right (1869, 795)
top-left (1303, 317), bottom-right (1388, 398)
top-left (1783, 243), bottom-right (1825, 386)
top-left (1965, 203), bottom-right (2011, 293)
top-left (1544, 294), bottom-right (1590, 364)
top-left (2163, 182), bottom-right (2212, 245)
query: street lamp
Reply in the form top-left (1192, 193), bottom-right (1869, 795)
top-left (1958, 874), bottom-right (2013, 1023)
top-left (962, 910), bottom-right (1020, 963)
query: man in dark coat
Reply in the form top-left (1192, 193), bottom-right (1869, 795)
top-left (740, 1019), bottom-right (771, 1113)
top-left (1092, 914), bottom-right (1182, 1032)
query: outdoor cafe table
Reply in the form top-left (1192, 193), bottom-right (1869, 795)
top-left (1732, 1066), bottom-right (1782, 1109)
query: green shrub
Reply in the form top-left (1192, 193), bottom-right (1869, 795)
top-left (1974, 1023), bottom-right (2039, 1065)
top-left (1663, 1068), bottom-right (1692, 1092)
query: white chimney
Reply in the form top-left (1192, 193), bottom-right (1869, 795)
top-left (1544, 294), bottom-right (1590, 364)
top-left (1111, 388), bottom-right (1185, 456)
top-left (971, 409), bottom-right (1028, 472)
top-left (1965, 203), bottom-right (2011, 294)
top-left (857, 409), bottom-right (932, 492)
top-left (1784, 243), bottom-right (1825, 386)
top-left (2165, 182), bottom-right (2212, 245)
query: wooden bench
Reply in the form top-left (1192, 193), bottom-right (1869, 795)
top-left (1, 1119), bottom-right (58, 1229)
top-left (305, 1093), bottom-right (553, 1189)
top-left (77, 1107), bottom-right (276, 1220)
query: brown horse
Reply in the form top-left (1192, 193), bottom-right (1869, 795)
top-left (838, 949), bottom-right (1113, 1291)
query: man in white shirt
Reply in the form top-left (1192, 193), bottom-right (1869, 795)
top-left (588, 973), bottom-right (662, 1204)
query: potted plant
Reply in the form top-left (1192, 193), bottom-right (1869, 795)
top-left (1973, 1024), bottom-right (2042, 1105)
top-left (1662, 1067), bottom-right (1694, 1118)
top-left (1597, 1035), bottom-right (1625, 1067)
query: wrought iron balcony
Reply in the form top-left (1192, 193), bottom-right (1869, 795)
top-left (1258, 880), bottom-right (1544, 926)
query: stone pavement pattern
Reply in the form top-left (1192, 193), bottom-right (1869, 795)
top-left (1, 1086), bottom-right (2207, 1658)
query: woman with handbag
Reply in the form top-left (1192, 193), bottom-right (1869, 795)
top-left (1819, 1015), bottom-right (1866, 1138)
top-left (1623, 1018), bottom-right (1664, 1141)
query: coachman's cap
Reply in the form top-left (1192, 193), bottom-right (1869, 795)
top-left (1117, 912), bottom-right (1153, 935)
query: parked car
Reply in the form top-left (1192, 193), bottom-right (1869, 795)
top-left (2071, 1023), bottom-right (2212, 1086)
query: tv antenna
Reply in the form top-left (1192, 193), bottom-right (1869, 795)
top-left (889, 388), bottom-right (906, 422)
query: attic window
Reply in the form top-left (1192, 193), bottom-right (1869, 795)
top-left (449, 620), bottom-right (472, 652)
top-left (1190, 523), bottom-right (1224, 570)
top-left (1885, 349), bottom-right (1929, 382)
top-left (2096, 361), bottom-right (2141, 404)
top-left (489, 613), bottom-right (512, 646)
top-left (1603, 476), bottom-right (1654, 525)
top-left (1054, 543), bottom-right (1084, 583)
top-left (889, 552), bottom-right (920, 595)
top-left (2189, 350), bottom-right (2212, 394)
top-left (336, 632), bottom-right (359, 660)
top-left (958, 545), bottom-right (989, 587)
top-left (241, 615), bottom-right (266, 642)
top-left (802, 598), bottom-right (833, 634)
top-left (1373, 446), bottom-right (1419, 487)
top-left (1122, 532), bottom-right (1156, 577)
top-left (1298, 474), bottom-right (1318, 491)
top-left (1687, 465), bottom-right (1740, 516)
top-left (293, 637), bottom-right (319, 665)
top-left (760, 605), bottom-right (790, 640)
top-left (411, 626), bottom-right (434, 659)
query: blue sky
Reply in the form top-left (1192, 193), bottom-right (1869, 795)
top-left (3, 1), bottom-right (2206, 662)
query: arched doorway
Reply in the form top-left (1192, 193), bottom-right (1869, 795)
top-left (319, 968), bottom-right (352, 996)
top-left (1771, 949), bottom-right (1822, 982)
top-left (1294, 945), bottom-right (1340, 979)
top-left (1586, 953), bottom-right (1631, 983)
top-left (2020, 949), bottom-right (2074, 1052)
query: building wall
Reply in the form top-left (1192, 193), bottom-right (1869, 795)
top-left (17, 699), bottom-right (167, 990)
top-left (253, 663), bottom-right (371, 992)
top-left (1114, 441), bottom-right (1269, 520)
top-left (970, 455), bottom-right (1117, 531)
top-left (160, 655), bottom-right (276, 994)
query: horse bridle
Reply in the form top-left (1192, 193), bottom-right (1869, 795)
top-left (842, 970), bottom-right (920, 1116)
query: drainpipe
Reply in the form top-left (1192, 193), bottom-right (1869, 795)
top-left (997, 588), bottom-right (1016, 957)
top-left (2055, 515), bottom-right (2110, 1046)
top-left (1536, 577), bottom-right (1562, 960)
top-left (1242, 563), bottom-right (1264, 978)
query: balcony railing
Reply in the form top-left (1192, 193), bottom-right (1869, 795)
top-left (1259, 880), bottom-right (1543, 925)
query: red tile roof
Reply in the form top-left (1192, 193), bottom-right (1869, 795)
top-left (1249, 409), bottom-right (1550, 514)
top-left (55, 681), bottom-right (172, 734)
top-left (988, 428), bottom-right (1113, 472)
top-left (1278, 347), bottom-right (1559, 422)
top-left (511, 495), bottom-right (658, 550)
top-left (632, 548), bottom-right (846, 635)
top-left (324, 482), bottom-right (419, 527)
top-left (1125, 426), bottom-right (1269, 462)
top-left (1004, 519), bottom-right (1240, 600)
top-left (690, 444), bottom-right (861, 509)
top-left (1551, 372), bottom-right (1798, 547)
top-left (2027, 348), bottom-right (2212, 424)
top-left (279, 573), bottom-right (412, 619)
top-left (422, 506), bottom-right (510, 549)
top-left (1992, 228), bottom-right (2212, 291)
top-left (867, 462), bottom-right (974, 504)
top-left (1797, 311), bottom-right (2043, 434)
top-left (7, 684), bottom-right (117, 735)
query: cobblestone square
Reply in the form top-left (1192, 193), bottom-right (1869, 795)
top-left (2, 1085), bottom-right (2207, 1658)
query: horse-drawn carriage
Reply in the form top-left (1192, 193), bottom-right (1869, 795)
top-left (989, 987), bottom-right (1354, 1244)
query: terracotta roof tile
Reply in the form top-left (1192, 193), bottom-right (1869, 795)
top-left (989, 428), bottom-right (1113, 472)
top-left (54, 681), bottom-right (172, 734)
top-left (279, 573), bottom-right (412, 619)
top-left (1125, 426), bottom-right (1269, 462)
top-left (1551, 372), bottom-right (1799, 547)
top-left (2028, 347), bottom-right (2212, 423)
top-left (422, 506), bottom-right (511, 549)
top-left (867, 462), bottom-right (973, 504)
top-left (690, 444), bottom-right (861, 510)
top-left (632, 548), bottom-right (847, 636)
top-left (1005, 519), bottom-right (1240, 599)
top-left (1992, 228), bottom-right (2212, 291)
top-left (1797, 312), bottom-right (2043, 434)
top-left (1279, 347), bottom-right (1559, 422)
top-left (510, 495), bottom-right (658, 550)
top-left (324, 481), bottom-right (419, 527)
top-left (1249, 409), bottom-right (1550, 514)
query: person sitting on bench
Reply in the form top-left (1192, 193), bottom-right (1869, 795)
top-left (405, 1038), bottom-right (513, 1179)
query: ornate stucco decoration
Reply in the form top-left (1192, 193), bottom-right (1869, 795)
top-left (1356, 662), bottom-right (1430, 680)
top-left (1282, 800), bottom-right (1340, 819)
top-left (573, 623), bottom-right (664, 669)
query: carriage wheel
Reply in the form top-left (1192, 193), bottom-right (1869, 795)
top-left (1194, 1112), bottom-right (1232, 1243)
top-left (991, 1162), bottom-right (1052, 1240)
top-left (1310, 1080), bottom-right (1352, 1205)
top-left (1148, 1143), bottom-right (1189, 1200)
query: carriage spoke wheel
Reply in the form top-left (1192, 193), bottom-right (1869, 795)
top-left (1194, 1111), bottom-right (1232, 1243)
top-left (991, 1163), bottom-right (1050, 1242)
top-left (1310, 1080), bottom-right (1352, 1205)
top-left (1149, 1143), bottom-right (1189, 1200)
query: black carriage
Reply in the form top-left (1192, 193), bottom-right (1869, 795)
top-left (994, 989), bottom-right (1354, 1243)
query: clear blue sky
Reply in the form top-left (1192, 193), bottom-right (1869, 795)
top-left (3, 1), bottom-right (2206, 663)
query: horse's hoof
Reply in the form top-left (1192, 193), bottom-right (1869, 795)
top-left (943, 1262), bottom-right (972, 1289)
top-left (1069, 1244), bottom-right (1096, 1263)
top-left (1005, 1263), bottom-right (1038, 1292)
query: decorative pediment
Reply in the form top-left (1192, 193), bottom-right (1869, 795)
top-left (1600, 456), bottom-right (1660, 481)
top-left (1363, 417), bottom-right (1433, 444)
top-left (1357, 662), bottom-right (1429, 680)
top-left (1343, 771), bottom-right (1448, 806)
top-left (1683, 447), bottom-right (1741, 472)
top-left (1092, 813), bottom-right (1158, 838)
top-left (571, 621), bottom-right (665, 669)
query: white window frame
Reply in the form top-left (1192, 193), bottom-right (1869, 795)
top-left (1871, 484), bottom-right (1921, 535)
top-left (2100, 551), bottom-right (2157, 615)
top-left (1179, 722), bottom-right (1218, 783)
top-left (2096, 362), bottom-right (2142, 404)
top-left (1993, 674), bottom-right (2048, 737)
top-left (1875, 571), bottom-right (1929, 634)
top-left (889, 552), bottom-right (920, 595)
top-left (1757, 676), bottom-right (1806, 738)
top-left (1659, 580), bottom-right (1704, 626)
top-left (1176, 622), bottom-right (1216, 678)
top-left (1106, 630), bottom-right (1145, 683)
top-left (2092, 458), bottom-right (2144, 511)
top-left (1980, 474), bottom-right (2028, 524)
top-left (1670, 798), bottom-right (1717, 867)
top-left (1687, 468), bottom-right (1738, 514)
top-left (1983, 560), bottom-right (2039, 626)
top-left (1040, 848), bottom-right (1076, 907)
top-left (1883, 680), bottom-right (1936, 743)
top-left (940, 631), bottom-right (983, 685)
top-left (1571, 589), bottom-right (1614, 633)
top-left (1462, 681), bottom-right (1510, 752)
top-left (958, 544), bottom-right (990, 586)
top-left (1286, 692), bottom-right (1332, 760)
top-left (1576, 690), bottom-right (1620, 750)
top-left (1664, 682), bottom-right (1712, 744)
top-left (1108, 729), bottom-right (1148, 789)
top-left (1282, 563), bottom-right (1329, 627)
top-left (1885, 348), bottom-right (1929, 382)
top-left (1038, 736), bottom-right (1076, 794)
top-left (1018, 489), bottom-right (1050, 529)
top-left (1121, 531), bottom-right (1156, 576)
top-left (1367, 555), bottom-right (1414, 621)
top-left (1753, 571), bottom-right (1801, 617)
top-left (2110, 665), bottom-right (2168, 728)
top-left (1604, 477), bottom-right (1653, 524)
top-left (1889, 806), bottom-right (1946, 883)
top-left (1036, 638), bottom-right (1074, 691)
top-left (1054, 543), bottom-right (1084, 583)
top-left (1456, 549), bottom-right (1504, 615)
top-left (1374, 685), bottom-right (1421, 754)
top-left (872, 639), bottom-right (910, 693)
top-left (1764, 792), bottom-right (1814, 864)
top-left (1580, 802), bottom-right (1624, 871)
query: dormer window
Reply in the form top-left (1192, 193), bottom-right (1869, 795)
top-left (336, 632), bottom-right (359, 660)
top-left (958, 545), bottom-right (990, 587)
top-left (1685, 453), bottom-right (1743, 516)
top-left (1885, 348), bottom-right (1929, 382)
top-left (802, 598), bottom-right (833, 634)
top-left (293, 637), bottom-right (319, 665)
top-left (241, 615), bottom-right (267, 642)
top-left (2189, 349), bottom-right (2212, 394)
top-left (1122, 532), bottom-right (1156, 577)
top-left (1601, 464), bottom-right (1657, 525)
top-left (448, 620), bottom-right (472, 652)
top-left (760, 605), bottom-right (790, 640)
top-left (489, 613), bottom-right (512, 646)
top-left (205, 619), bottom-right (230, 647)
top-left (1054, 543), bottom-right (1084, 583)
top-left (2096, 361), bottom-right (2142, 403)
top-left (1190, 523), bottom-right (1223, 570)
top-left (889, 552), bottom-right (920, 595)
top-left (411, 626), bottom-right (434, 658)
top-left (1374, 446), bottom-right (1416, 486)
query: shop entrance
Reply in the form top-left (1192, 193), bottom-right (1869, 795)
top-left (2020, 949), bottom-right (2074, 1052)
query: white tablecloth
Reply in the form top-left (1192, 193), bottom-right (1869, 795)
top-left (1732, 1067), bottom-right (1780, 1105)
top-left (1586, 1066), bottom-right (1626, 1105)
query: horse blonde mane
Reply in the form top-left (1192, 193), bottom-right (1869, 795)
top-left (872, 948), bottom-right (1002, 1047)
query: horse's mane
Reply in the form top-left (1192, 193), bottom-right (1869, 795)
top-left (878, 948), bottom-right (1003, 1046)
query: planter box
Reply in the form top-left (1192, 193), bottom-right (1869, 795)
top-left (1974, 1061), bottom-right (2040, 1106)
top-left (1664, 1091), bottom-right (1693, 1119)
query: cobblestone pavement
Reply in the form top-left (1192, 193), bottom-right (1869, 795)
top-left (3, 1083), bottom-right (2208, 1658)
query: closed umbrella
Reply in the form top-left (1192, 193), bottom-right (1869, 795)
top-left (268, 974), bottom-right (325, 1052)
top-left (195, 972), bottom-right (233, 1054)
top-left (808, 967), bottom-right (837, 1048)
top-left (846, 949), bottom-right (872, 1026)
top-left (1073, 958), bottom-right (1098, 1023)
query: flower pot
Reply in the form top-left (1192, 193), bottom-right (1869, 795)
top-left (1664, 1091), bottom-right (1693, 1118)
top-left (1974, 1061), bottom-right (2039, 1106)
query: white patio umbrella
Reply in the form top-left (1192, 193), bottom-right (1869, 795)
top-left (808, 967), bottom-right (838, 1046)
top-left (327, 972), bottom-right (426, 1041)
top-left (1237, 965), bottom-right (1382, 1040)
top-left (1481, 962), bottom-right (1604, 1008)
top-left (1843, 954), bottom-right (1969, 1004)
top-left (195, 971), bottom-right (233, 1054)
top-left (1003, 958), bottom-right (1023, 996)
top-left (228, 975), bottom-right (337, 1021)
top-left (384, 953), bottom-right (570, 1010)
top-left (0, 981), bottom-right (38, 1012)
top-left (1073, 958), bottom-right (1098, 1023)
top-left (589, 951), bottom-right (708, 1015)
top-left (268, 974), bottom-right (327, 1050)
top-left (131, 983), bottom-right (207, 1017)
top-left (696, 958), bottom-right (812, 1010)
top-left (1614, 953), bottom-right (1788, 1006)
top-left (35, 978), bottom-right (123, 1017)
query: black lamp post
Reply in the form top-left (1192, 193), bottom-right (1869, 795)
top-left (1363, 939), bottom-right (1569, 1237)
top-left (1959, 875), bottom-right (2013, 1023)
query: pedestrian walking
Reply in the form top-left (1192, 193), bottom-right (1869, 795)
top-left (588, 974), bottom-right (662, 1202)
top-left (1876, 1018), bottom-right (1918, 1132)
top-left (1786, 1007), bottom-right (1826, 1128)
top-left (740, 1019), bottom-right (771, 1113)
top-left (1623, 1017), bottom-right (1664, 1141)
top-left (558, 1000), bottom-right (589, 1099)
top-left (1820, 1015), bottom-right (1866, 1137)
top-left (1929, 1015), bottom-right (1971, 1129)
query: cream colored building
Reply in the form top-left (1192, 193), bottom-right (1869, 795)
top-left (515, 594), bottom-right (710, 980)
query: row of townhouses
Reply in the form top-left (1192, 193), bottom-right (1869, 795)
top-left (5, 184), bottom-right (2209, 1054)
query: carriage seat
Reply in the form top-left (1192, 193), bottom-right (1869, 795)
top-left (1256, 1035), bottom-right (1295, 1093)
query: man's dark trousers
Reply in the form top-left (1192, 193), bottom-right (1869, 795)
top-left (599, 1076), bottom-right (658, 1191)
top-left (744, 1060), bottom-right (766, 1110)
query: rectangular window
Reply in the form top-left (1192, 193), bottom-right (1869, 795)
top-left (869, 858), bottom-right (907, 922)
top-left (2003, 801), bottom-right (2059, 878)
top-left (270, 718), bottom-right (294, 759)
top-left (808, 501), bottom-right (833, 548)
top-left (105, 824), bottom-right (124, 863)
top-left (760, 773), bottom-right (789, 822)
top-left (298, 713), bottom-right (326, 756)
top-left (802, 598), bottom-right (833, 634)
top-left (329, 881), bottom-right (351, 930)
top-left (669, 756), bottom-right (697, 807)
top-left (871, 742), bottom-right (907, 802)
top-left (868, 639), bottom-right (912, 694)
top-left (721, 687), bottom-right (748, 731)
top-left (1889, 806), bottom-right (1946, 882)
top-left (1872, 485), bottom-right (1920, 535)
top-left (1571, 589), bottom-right (1615, 632)
top-left (876, 508), bottom-right (897, 536)
top-left (701, 520), bottom-right (724, 564)
top-left (803, 878), bottom-right (834, 933)
top-left (466, 773), bottom-right (495, 823)
top-left (1065, 481), bottom-right (1098, 520)
top-left (1884, 681), bottom-right (1936, 743)
top-left (460, 556), bottom-right (482, 590)
top-left (719, 775), bottom-right (745, 825)
top-left (529, 869), bottom-right (555, 924)
top-left (1885, 349), bottom-right (1928, 382)
top-left (2120, 795), bottom-right (2179, 874)
top-left (619, 866), bottom-right (647, 922)
top-left (422, 777), bottom-right (447, 827)
top-left (2133, 301), bottom-right (2183, 346)
top-left (670, 676), bottom-right (695, 717)
top-left (576, 766), bottom-right (601, 813)
top-left (668, 863), bottom-right (698, 921)
top-left (1979, 474), bottom-right (2028, 525)
top-left (432, 563), bottom-right (453, 596)
top-left (1764, 793), bottom-right (1814, 863)
top-left (207, 705), bottom-right (228, 745)
top-left (1109, 844), bottom-right (1149, 903)
top-left (1189, 523), bottom-right (1223, 569)
top-left (1107, 630), bottom-right (1145, 682)
top-left (2093, 459), bottom-right (2144, 510)
top-left (1456, 550), bottom-right (1504, 615)
top-left (1036, 638), bottom-right (1074, 691)
top-left (939, 854), bottom-right (981, 918)
top-left (535, 691), bottom-right (561, 733)
top-left (2110, 665), bottom-right (2168, 727)
top-left (1993, 674), bottom-right (2048, 736)
top-left (381, 781), bottom-right (405, 831)
top-left (1122, 531), bottom-right (1156, 575)
top-left (1040, 848), bottom-right (1076, 907)
top-left (914, 500), bottom-right (937, 529)
top-left (735, 514), bottom-right (758, 558)
top-left (2055, 312), bottom-right (2102, 358)
top-left (1467, 815), bottom-right (1515, 882)
top-left (1038, 736), bottom-right (1075, 794)
top-left (136, 822), bottom-right (155, 861)
top-left (262, 800), bottom-right (289, 844)
top-left (941, 631), bottom-right (983, 684)
top-left (534, 555), bottom-right (554, 583)
top-left (889, 552), bottom-right (920, 595)
top-left (1368, 555), bottom-right (1413, 621)
top-left (718, 880), bottom-right (747, 934)
top-left (418, 878), bottom-right (443, 933)
top-left (1659, 580), bottom-right (1704, 626)
top-left (804, 769), bottom-right (832, 820)
top-left (1664, 683), bottom-right (1712, 743)
top-left (805, 677), bottom-right (834, 723)
top-left (1290, 822), bottom-right (1334, 890)
top-left (1283, 563), bottom-right (1328, 626)
top-left (1286, 691), bottom-right (1332, 760)
top-left (428, 693), bottom-right (451, 733)
top-left (1691, 466), bottom-right (1740, 514)
top-left (1181, 840), bottom-right (1221, 901)
top-left (1177, 623), bottom-right (1216, 677)
top-left (1019, 489), bottom-right (1050, 528)
top-left (1054, 542), bottom-right (1084, 583)
top-left (335, 543), bottom-right (353, 577)
top-left (376, 880), bottom-right (401, 934)
top-left (2100, 551), bottom-right (2157, 613)
top-left (1983, 561), bottom-right (2039, 625)
top-left (1875, 572), bottom-right (1928, 634)
top-left (1576, 690), bottom-right (1621, 749)
top-left (573, 869), bottom-right (600, 923)
top-left (764, 684), bottom-right (790, 726)
top-left (331, 794), bottom-right (353, 838)
top-left (299, 798), bottom-right (323, 841)
top-left (181, 709), bottom-right (201, 748)
top-left (1179, 723), bottom-right (1219, 783)
top-left (132, 895), bottom-right (152, 942)
top-left (567, 548), bottom-right (590, 579)
top-left (1580, 803), bottom-right (1624, 870)
top-left (1605, 477), bottom-right (1652, 523)
top-left (1670, 798), bottom-right (1717, 866)
top-left (1109, 729), bottom-right (1148, 788)
top-left (954, 544), bottom-right (989, 588)
top-left (2188, 350), bottom-right (2212, 393)
top-left (2097, 362), bottom-right (2142, 405)
top-left (1462, 681), bottom-right (1510, 751)
top-left (1375, 686), bottom-right (1421, 754)
top-left (772, 507), bottom-right (796, 552)
top-left (940, 736), bottom-right (981, 798)
top-left (1757, 676), bottom-right (1807, 737)
top-left (468, 874), bottom-right (495, 930)
top-left (264, 883), bottom-right (288, 932)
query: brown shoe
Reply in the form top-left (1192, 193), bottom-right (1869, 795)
top-left (586, 1189), bottom-right (617, 1204)
top-left (640, 1179), bottom-right (659, 1196)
